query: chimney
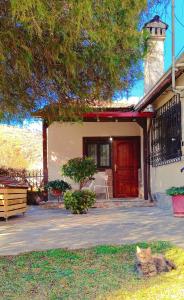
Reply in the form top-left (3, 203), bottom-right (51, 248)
top-left (143, 15), bottom-right (168, 94)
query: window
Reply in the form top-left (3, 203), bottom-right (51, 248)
top-left (150, 94), bottom-right (182, 167)
top-left (83, 137), bottom-right (111, 169)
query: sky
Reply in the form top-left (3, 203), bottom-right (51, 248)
top-left (127, 0), bottom-right (184, 102)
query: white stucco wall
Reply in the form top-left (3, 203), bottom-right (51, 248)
top-left (48, 122), bottom-right (141, 181)
top-left (144, 38), bottom-right (165, 94)
top-left (150, 73), bottom-right (184, 193)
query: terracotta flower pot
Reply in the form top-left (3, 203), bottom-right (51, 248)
top-left (51, 189), bottom-right (63, 197)
top-left (172, 195), bottom-right (184, 217)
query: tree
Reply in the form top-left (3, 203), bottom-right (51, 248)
top-left (0, 134), bottom-right (29, 169)
top-left (0, 0), bottom-right (168, 122)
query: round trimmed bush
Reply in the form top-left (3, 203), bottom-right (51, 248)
top-left (64, 190), bottom-right (96, 214)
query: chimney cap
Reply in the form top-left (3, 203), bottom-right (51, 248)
top-left (144, 15), bottom-right (168, 30)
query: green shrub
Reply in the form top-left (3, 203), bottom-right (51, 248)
top-left (64, 190), bottom-right (96, 214)
top-left (62, 157), bottom-right (97, 190)
top-left (45, 180), bottom-right (71, 192)
top-left (166, 186), bottom-right (184, 196)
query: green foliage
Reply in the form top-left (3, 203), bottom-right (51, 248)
top-left (64, 189), bottom-right (96, 214)
top-left (45, 180), bottom-right (71, 192)
top-left (0, 0), bottom-right (168, 122)
top-left (166, 186), bottom-right (184, 196)
top-left (0, 241), bottom-right (182, 300)
top-left (62, 157), bottom-right (97, 189)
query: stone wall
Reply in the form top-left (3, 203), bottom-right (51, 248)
top-left (105, 169), bottom-right (113, 198)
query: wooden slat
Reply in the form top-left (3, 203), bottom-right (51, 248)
top-left (0, 212), bottom-right (6, 217)
top-left (0, 194), bottom-right (27, 200)
top-left (0, 207), bottom-right (5, 212)
top-left (0, 199), bottom-right (26, 205)
top-left (3, 199), bottom-right (26, 205)
top-left (3, 194), bottom-right (27, 200)
top-left (6, 208), bottom-right (27, 217)
top-left (0, 188), bottom-right (27, 194)
top-left (7, 203), bottom-right (27, 211)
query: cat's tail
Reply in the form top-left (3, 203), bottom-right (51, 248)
top-left (166, 259), bottom-right (177, 270)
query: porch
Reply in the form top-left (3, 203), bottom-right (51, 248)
top-left (44, 111), bottom-right (153, 200)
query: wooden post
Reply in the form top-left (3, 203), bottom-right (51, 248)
top-left (137, 119), bottom-right (149, 200)
top-left (143, 122), bottom-right (148, 200)
top-left (43, 120), bottom-right (48, 187)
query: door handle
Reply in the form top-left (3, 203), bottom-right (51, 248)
top-left (114, 164), bottom-right (117, 172)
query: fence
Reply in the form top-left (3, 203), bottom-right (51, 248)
top-left (0, 168), bottom-right (44, 191)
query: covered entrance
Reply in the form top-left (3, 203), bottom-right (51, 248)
top-left (41, 110), bottom-right (154, 201)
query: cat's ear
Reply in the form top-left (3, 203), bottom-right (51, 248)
top-left (146, 247), bottom-right (151, 254)
top-left (136, 246), bottom-right (141, 253)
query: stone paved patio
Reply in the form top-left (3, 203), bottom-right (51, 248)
top-left (0, 205), bottom-right (184, 255)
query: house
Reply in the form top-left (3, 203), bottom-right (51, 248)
top-left (37, 15), bottom-right (184, 202)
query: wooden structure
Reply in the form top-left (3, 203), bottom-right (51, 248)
top-left (0, 176), bottom-right (28, 221)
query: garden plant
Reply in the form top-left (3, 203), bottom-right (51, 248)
top-left (62, 157), bottom-right (96, 214)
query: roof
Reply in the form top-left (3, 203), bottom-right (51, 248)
top-left (0, 176), bottom-right (28, 188)
top-left (144, 15), bottom-right (168, 30)
top-left (33, 101), bottom-right (135, 120)
top-left (135, 53), bottom-right (184, 111)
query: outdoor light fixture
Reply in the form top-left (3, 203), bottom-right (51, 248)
top-left (145, 104), bottom-right (155, 112)
top-left (109, 137), bottom-right (113, 142)
top-left (115, 119), bottom-right (118, 122)
top-left (97, 117), bottom-right (100, 122)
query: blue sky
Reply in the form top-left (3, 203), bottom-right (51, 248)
top-left (128, 0), bottom-right (184, 100)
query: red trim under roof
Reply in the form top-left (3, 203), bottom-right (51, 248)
top-left (83, 111), bottom-right (154, 118)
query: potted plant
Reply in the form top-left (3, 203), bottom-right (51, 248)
top-left (45, 180), bottom-right (71, 197)
top-left (166, 187), bottom-right (184, 217)
top-left (62, 157), bottom-right (97, 214)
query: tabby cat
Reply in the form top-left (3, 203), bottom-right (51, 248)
top-left (136, 246), bottom-right (176, 277)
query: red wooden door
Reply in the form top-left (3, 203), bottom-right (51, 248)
top-left (113, 137), bottom-right (140, 198)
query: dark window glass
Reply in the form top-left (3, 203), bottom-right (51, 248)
top-left (87, 144), bottom-right (97, 165)
top-left (84, 138), bottom-right (111, 169)
top-left (99, 144), bottom-right (110, 167)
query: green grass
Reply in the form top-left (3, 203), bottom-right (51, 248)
top-left (0, 241), bottom-right (184, 300)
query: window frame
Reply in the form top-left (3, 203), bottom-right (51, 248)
top-left (150, 94), bottom-right (182, 167)
top-left (83, 137), bottom-right (112, 170)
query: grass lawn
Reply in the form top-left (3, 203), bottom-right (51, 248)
top-left (0, 241), bottom-right (184, 300)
